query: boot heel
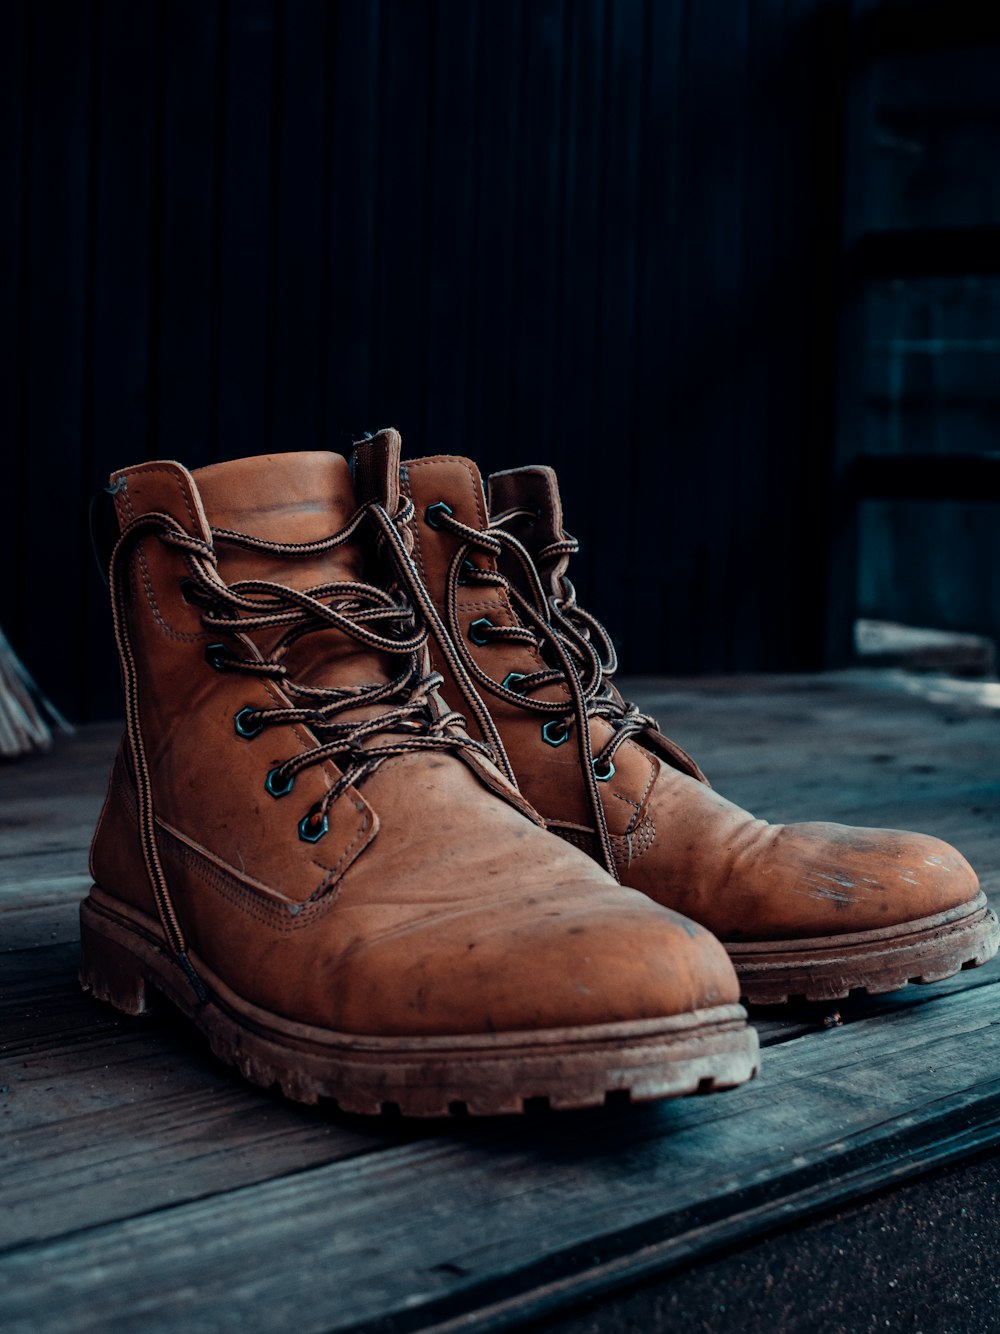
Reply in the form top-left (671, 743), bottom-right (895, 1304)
top-left (79, 898), bottom-right (157, 1017)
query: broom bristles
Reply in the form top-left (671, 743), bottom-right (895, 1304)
top-left (0, 626), bottom-right (73, 758)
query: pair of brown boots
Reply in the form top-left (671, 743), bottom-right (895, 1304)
top-left (81, 429), bottom-right (999, 1116)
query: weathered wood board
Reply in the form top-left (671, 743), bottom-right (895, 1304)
top-left (2, 674), bottom-right (998, 1332)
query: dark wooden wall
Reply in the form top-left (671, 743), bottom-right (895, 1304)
top-left (1, 0), bottom-right (847, 721)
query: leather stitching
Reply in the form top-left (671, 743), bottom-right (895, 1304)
top-left (398, 467), bottom-right (429, 586)
top-left (117, 474), bottom-right (204, 644)
top-left (313, 804), bottom-right (376, 889)
top-left (165, 832), bottom-right (346, 931)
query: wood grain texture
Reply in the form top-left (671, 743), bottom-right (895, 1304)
top-left (3, 991), bottom-right (1000, 1332)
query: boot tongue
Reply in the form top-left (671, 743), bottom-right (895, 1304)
top-left (193, 452), bottom-right (391, 689)
top-left (487, 465), bottom-right (572, 589)
top-left (193, 452), bottom-right (362, 589)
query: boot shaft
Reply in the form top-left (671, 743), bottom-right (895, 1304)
top-left (386, 448), bottom-right (704, 874)
top-left (99, 453), bottom-right (401, 906)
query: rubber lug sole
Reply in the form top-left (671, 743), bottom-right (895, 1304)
top-left (79, 891), bottom-right (760, 1117)
top-left (728, 892), bottom-right (1000, 1006)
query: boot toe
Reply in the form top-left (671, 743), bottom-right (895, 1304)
top-left (332, 885), bottom-right (741, 1037)
top-left (735, 822), bottom-right (981, 940)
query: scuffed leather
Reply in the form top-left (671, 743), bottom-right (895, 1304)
top-left (402, 456), bottom-right (660, 839)
top-left (91, 450), bottom-right (742, 1035)
top-left (405, 453), bottom-right (982, 943)
top-left (627, 764), bottom-right (979, 938)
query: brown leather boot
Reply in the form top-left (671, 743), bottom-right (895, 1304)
top-left (81, 448), bottom-right (758, 1115)
top-left (388, 440), bottom-right (999, 1004)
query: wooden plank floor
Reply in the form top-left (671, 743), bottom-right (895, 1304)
top-left (2, 671), bottom-right (999, 1333)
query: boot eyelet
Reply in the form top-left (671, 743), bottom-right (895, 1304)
top-left (205, 642), bottom-right (232, 671)
top-left (541, 719), bottom-right (570, 747)
top-left (456, 558), bottom-right (478, 587)
top-left (298, 809), bottom-right (329, 843)
top-left (234, 707), bottom-right (263, 739)
top-left (425, 502), bottom-right (453, 530)
top-left (469, 617), bottom-right (494, 646)
top-left (592, 757), bottom-right (616, 782)
top-left (180, 578), bottom-right (198, 604)
top-left (503, 672), bottom-right (528, 694)
top-left (265, 768), bottom-right (295, 798)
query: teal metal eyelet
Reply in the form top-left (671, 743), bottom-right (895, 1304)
top-left (469, 617), bottom-right (494, 646)
top-left (456, 558), bottom-right (477, 586)
top-left (205, 642), bottom-right (231, 671)
top-left (425, 501), bottom-right (454, 530)
top-left (541, 719), bottom-right (570, 747)
top-left (503, 672), bottom-right (528, 694)
top-left (298, 809), bottom-right (329, 843)
top-left (592, 757), bottom-right (616, 782)
top-left (234, 707), bottom-right (263, 739)
top-left (265, 768), bottom-right (295, 798)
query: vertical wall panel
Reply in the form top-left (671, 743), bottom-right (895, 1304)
top-left (87, 0), bottom-right (156, 475)
top-left (761, 0), bottom-right (846, 670)
top-left (587, 0), bottom-right (647, 641)
top-left (216, 0), bottom-right (277, 461)
top-left (672, 0), bottom-right (749, 673)
top-left (422, 0), bottom-right (480, 454)
top-left (4, 0), bottom-right (850, 719)
top-left (270, 0), bottom-right (332, 452)
top-left (724, 0), bottom-right (785, 673)
top-left (323, 0), bottom-right (381, 443)
top-left (630, 0), bottom-right (686, 674)
top-left (0, 0), bottom-right (29, 635)
top-left (371, 0), bottom-right (433, 435)
top-left (82, 0), bottom-right (158, 718)
top-left (465, 0), bottom-right (522, 466)
top-left (18, 0), bottom-right (95, 718)
top-left (155, 0), bottom-right (224, 467)
top-left (510, 0), bottom-right (567, 456)
top-left (550, 0), bottom-right (606, 607)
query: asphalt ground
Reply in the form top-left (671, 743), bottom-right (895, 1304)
top-left (540, 1147), bottom-right (1000, 1334)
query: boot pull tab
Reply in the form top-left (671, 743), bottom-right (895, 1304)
top-left (350, 428), bottom-right (402, 515)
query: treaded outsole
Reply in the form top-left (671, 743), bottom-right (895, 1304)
top-left (79, 891), bottom-right (760, 1117)
top-left (729, 892), bottom-right (1000, 1006)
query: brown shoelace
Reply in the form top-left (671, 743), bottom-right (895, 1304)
top-left (422, 505), bottom-right (660, 880)
top-left (109, 497), bottom-right (510, 1000)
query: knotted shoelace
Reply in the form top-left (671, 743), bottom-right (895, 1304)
top-left (109, 496), bottom-right (513, 1000)
top-left (426, 504), bottom-right (660, 880)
